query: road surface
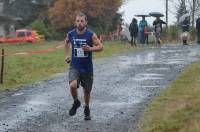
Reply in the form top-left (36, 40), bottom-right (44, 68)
top-left (0, 44), bottom-right (200, 132)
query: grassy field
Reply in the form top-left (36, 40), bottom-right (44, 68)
top-left (139, 61), bottom-right (200, 132)
top-left (0, 41), bottom-right (134, 90)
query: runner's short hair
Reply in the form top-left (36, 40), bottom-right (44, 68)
top-left (76, 12), bottom-right (87, 21)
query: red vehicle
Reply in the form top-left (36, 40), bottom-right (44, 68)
top-left (0, 29), bottom-right (44, 44)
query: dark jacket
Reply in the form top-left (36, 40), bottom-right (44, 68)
top-left (129, 22), bottom-right (138, 37)
top-left (181, 18), bottom-right (190, 32)
top-left (196, 18), bottom-right (200, 31)
top-left (153, 19), bottom-right (166, 32)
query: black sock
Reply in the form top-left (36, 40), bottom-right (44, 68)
top-left (85, 105), bottom-right (89, 108)
top-left (73, 96), bottom-right (78, 102)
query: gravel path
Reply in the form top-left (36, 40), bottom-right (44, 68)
top-left (0, 44), bottom-right (200, 132)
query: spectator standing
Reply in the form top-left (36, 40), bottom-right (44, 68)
top-left (129, 18), bottom-right (138, 46)
top-left (144, 26), bottom-right (149, 45)
top-left (180, 17), bottom-right (190, 45)
top-left (139, 16), bottom-right (148, 44)
top-left (196, 17), bottom-right (200, 44)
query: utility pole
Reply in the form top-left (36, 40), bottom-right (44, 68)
top-left (192, 0), bottom-right (196, 27)
top-left (166, 0), bottom-right (168, 28)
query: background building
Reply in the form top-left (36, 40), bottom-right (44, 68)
top-left (0, 0), bottom-right (21, 37)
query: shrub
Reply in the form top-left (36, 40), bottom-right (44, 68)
top-left (28, 20), bottom-right (61, 40)
top-left (189, 27), bottom-right (196, 41)
top-left (162, 25), bottom-right (181, 42)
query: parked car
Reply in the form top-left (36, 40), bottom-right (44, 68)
top-left (0, 29), bottom-right (45, 44)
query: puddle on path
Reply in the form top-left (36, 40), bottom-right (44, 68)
top-left (133, 73), bottom-right (164, 81)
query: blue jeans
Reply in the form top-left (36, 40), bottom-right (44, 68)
top-left (139, 30), bottom-right (145, 44)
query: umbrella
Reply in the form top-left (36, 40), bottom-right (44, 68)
top-left (179, 13), bottom-right (190, 23)
top-left (149, 12), bottom-right (164, 17)
top-left (135, 14), bottom-right (150, 17)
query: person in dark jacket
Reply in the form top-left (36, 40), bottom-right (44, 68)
top-left (129, 18), bottom-right (138, 46)
top-left (153, 16), bottom-right (166, 44)
top-left (180, 17), bottom-right (190, 45)
top-left (196, 17), bottom-right (200, 44)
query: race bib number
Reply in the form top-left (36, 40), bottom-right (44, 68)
top-left (74, 48), bottom-right (88, 58)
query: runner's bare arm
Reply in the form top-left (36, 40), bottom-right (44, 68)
top-left (65, 34), bottom-right (71, 63)
top-left (82, 33), bottom-right (103, 52)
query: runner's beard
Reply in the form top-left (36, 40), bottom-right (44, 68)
top-left (77, 26), bottom-right (85, 32)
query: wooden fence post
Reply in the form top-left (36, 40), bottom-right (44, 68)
top-left (0, 49), bottom-right (4, 84)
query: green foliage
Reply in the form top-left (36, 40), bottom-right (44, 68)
top-left (109, 13), bottom-right (123, 32)
top-left (5, 0), bottom-right (36, 26)
top-left (89, 25), bottom-right (104, 36)
top-left (29, 20), bottom-right (46, 35)
top-left (189, 27), bottom-right (197, 41)
top-left (4, 0), bottom-right (53, 27)
top-left (28, 20), bottom-right (65, 40)
top-left (162, 25), bottom-right (181, 42)
top-left (89, 12), bottom-right (123, 35)
top-left (4, 0), bottom-right (122, 39)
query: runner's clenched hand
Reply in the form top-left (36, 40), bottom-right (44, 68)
top-left (82, 45), bottom-right (91, 52)
top-left (66, 56), bottom-right (71, 64)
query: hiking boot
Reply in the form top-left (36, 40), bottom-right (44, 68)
top-left (69, 100), bottom-right (81, 116)
top-left (84, 106), bottom-right (91, 120)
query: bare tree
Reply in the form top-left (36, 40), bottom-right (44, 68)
top-left (175, 0), bottom-right (188, 23)
top-left (187, 0), bottom-right (200, 27)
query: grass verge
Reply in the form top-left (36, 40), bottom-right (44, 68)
top-left (139, 61), bottom-right (200, 132)
top-left (0, 41), bottom-right (134, 90)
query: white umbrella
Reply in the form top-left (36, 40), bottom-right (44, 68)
top-left (179, 13), bottom-right (190, 23)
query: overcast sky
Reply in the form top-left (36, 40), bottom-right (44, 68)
top-left (119, 0), bottom-right (177, 25)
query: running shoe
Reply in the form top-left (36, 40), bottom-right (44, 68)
top-left (69, 100), bottom-right (81, 116)
top-left (84, 106), bottom-right (91, 120)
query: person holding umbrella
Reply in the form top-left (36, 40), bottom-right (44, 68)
top-left (149, 12), bottom-right (166, 45)
top-left (179, 13), bottom-right (190, 45)
top-left (153, 16), bottom-right (166, 44)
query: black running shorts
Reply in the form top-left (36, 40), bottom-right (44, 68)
top-left (69, 66), bottom-right (93, 91)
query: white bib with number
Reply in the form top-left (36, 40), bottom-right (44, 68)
top-left (74, 48), bottom-right (88, 58)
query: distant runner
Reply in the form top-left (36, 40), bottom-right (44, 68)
top-left (180, 16), bottom-right (190, 45)
top-left (65, 12), bottom-right (103, 120)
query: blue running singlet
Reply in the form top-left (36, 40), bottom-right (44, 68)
top-left (68, 28), bottom-right (94, 73)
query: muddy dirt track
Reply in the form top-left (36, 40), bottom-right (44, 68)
top-left (0, 44), bottom-right (200, 132)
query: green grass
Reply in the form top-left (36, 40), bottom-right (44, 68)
top-left (139, 61), bottom-right (200, 132)
top-left (0, 41), bottom-right (134, 90)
